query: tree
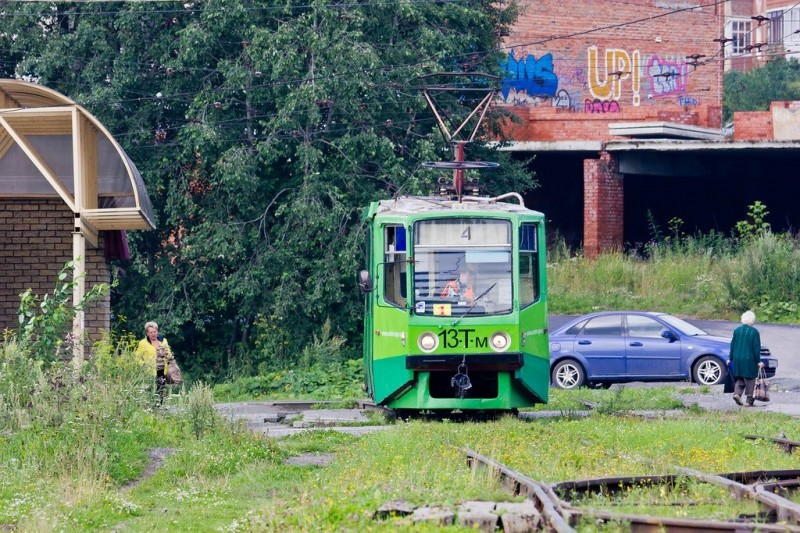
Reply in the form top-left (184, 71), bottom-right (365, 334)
top-left (1, 0), bottom-right (533, 378)
top-left (723, 58), bottom-right (800, 123)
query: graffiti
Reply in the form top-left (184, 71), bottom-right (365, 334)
top-left (587, 46), bottom-right (641, 106)
top-left (500, 50), bottom-right (559, 100)
top-left (496, 46), bottom-right (695, 110)
top-left (584, 99), bottom-right (621, 113)
top-left (647, 55), bottom-right (687, 97)
top-left (553, 89), bottom-right (571, 109)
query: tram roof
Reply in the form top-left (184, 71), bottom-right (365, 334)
top-left (372, 196), bottom-right (542, 217)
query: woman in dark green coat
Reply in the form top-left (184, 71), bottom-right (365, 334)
top-left (726, 310), bottom-right (764, 407)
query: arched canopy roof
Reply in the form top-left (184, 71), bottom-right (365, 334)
top-left (0, 79), bottom-right (154, 231)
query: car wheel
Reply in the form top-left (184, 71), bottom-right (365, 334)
top-left (693, 356), bottom-right (725, 386)
top-left (552, 359), bottom-right (586, 390)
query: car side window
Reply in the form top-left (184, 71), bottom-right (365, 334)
top-left (626, 315), bottom-right (666, 338)
top-left (580, 315), bottom-right (622, 336)
top-left (564, 319), bottom-right (588, 335)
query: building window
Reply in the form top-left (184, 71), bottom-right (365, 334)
top-left (767, 8), bottom-right (800, 48)
top-left (768, 11), bottom-right (784, 44)
top-left (731, 20), bottom-right (752, 55)
top-left (789, 9), bottom-right (800, 45)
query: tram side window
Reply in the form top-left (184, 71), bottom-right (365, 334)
top-left (383, 225), bottom-right (407, 307)
top-left (519, 223), bottom-right (540, 307)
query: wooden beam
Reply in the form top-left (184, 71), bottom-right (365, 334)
top-left (73, 108), bottom-right (98, 211)
top-left (0, 106), bottom-right (74, 118)
top-left (0, 87), bottom-right (21, 109)
top-left (72, 231), bottom-right (86, 362)
top-left (0, 115), bottom-right (76, 212)
top-left (1, 108), bottom-right (73, 135)
top-left (75, 216), bottom-right (99, 249)
top-left (81, 207), bottom-right (152, 230)
top-left (0, 129), bottom-right (14, 159)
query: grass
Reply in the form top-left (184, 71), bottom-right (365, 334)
top-left (235, 411), bottom-right (800, 531)
top-left (4, 361), bottom-right (800, 531)
top-left (531, 385), bottom-right (687, 413)
top-left (547, 231), bottom-right (800, 323)
top-left (571, 477), bottom-right (764, 522)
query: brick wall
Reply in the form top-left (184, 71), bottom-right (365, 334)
top-left (733, 111), bottom-right (773, 140)
top-left (499, 0), bottom-right (724, 142)
top-left (0, 198), bottom-right (111, 348)
top-left (584, 152), bottom-right (623, 258)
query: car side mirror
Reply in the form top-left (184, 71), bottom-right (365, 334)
top-left (661, 329), bottom-right (678, 342)
top-left (358, 270), bottom-right (373, 294)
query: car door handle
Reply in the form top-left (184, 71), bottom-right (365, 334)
top-left (629, 341), bottom-right (643, 347)
top-left (578, 340), bottom-right (592, 345)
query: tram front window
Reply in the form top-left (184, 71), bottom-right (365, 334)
top-left (413, 218), bottom-right (512, 316)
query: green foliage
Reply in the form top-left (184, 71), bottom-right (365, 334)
top-left (548, 227), bottom-right (800, 322)
top-left (214, 358), bottom-right (364, 402)
top-left (0, 0), bottom-right (530, 380)
top-left (16, 261), bottom-right (110, 365)
top-left (185, 381), bottom-right (217, 439)
top-left (722, 231), bottom-right (800, 321)
top-left (0, 337), bottom-right (43, 431)
top-left (723, 58), bottom-right (800, 123)
top-left (0, 336), bottom-right (284, 529)
top-left (734, 200), bottom-right (771, 241)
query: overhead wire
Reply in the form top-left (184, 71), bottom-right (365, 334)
top-left (5, 0), bottom-right (795, 148)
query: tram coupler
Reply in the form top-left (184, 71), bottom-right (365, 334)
top-left (451, 361), bottom-right (472, 398)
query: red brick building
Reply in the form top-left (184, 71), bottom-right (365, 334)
top-left (498, 0), bottom-right (800, 257)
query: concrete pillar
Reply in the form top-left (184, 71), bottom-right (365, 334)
top-left (583, 151), bottom-right (623, 259)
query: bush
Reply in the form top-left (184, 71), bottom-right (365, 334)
top-left (722, 232), bottom-right (800, 321)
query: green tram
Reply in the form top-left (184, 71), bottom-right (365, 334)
top-left (359, 194), bottom-right (549, 413)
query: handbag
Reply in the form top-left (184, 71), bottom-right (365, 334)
top-left (166, 358), bottom-right (184, 385)
top-left (754, 367), bottom-right (770, 402)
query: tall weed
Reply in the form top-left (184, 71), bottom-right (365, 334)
top-left (186, 381), bottom-right (217, 439)
top-left (722, 232), bottom-right (800, 321)
top-left (0, 337), bottom-right (43, 431)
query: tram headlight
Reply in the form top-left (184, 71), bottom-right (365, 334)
top-left (418, 332), bottom-right (439, 353)
top-left (490, 332), bottom-right (511, 352)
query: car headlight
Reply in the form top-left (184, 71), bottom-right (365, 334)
top-left (490, 332), bottom-right (511, 352)
top-left (418, 332), bottom-right (439, 353)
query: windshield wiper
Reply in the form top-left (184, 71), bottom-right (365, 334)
top-left (450, 283), bottom-right (497, 327)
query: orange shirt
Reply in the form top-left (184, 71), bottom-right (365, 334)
top-left (441, 279), bottom-right (474, 300)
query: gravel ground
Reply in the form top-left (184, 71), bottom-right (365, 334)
top-left (667, 377), bottom-right (800, 416)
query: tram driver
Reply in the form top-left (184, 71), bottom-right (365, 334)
top-left (441, 269), bottom-right (474, 303)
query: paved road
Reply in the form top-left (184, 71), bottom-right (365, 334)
top-left (549, 315), bottom-right (800, 382)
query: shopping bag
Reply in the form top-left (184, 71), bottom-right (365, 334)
top-left (723, 361), bottom-right (734, 393)
top-left (754, 368), bottom-right (770, 402)
top-left (167, 358), bottom-right (184, 385)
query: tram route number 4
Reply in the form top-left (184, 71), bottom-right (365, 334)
top-left (438, 328), bottom-right (488, 349)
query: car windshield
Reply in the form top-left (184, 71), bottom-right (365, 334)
top-left (412, 218), bottom-right (512, 316)
top-left (658, 314), bottom-right (709, 336)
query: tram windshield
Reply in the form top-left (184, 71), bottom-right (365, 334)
top-left (413, 218), bottom-right (512, 316)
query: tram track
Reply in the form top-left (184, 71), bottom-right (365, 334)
top-left (217, 399), bottom-right (800, 530)
top-left (465, 447), bottom-right (800, 532)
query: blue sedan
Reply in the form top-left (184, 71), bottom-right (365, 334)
top-left (549, 311), bottom-right (779, 389)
